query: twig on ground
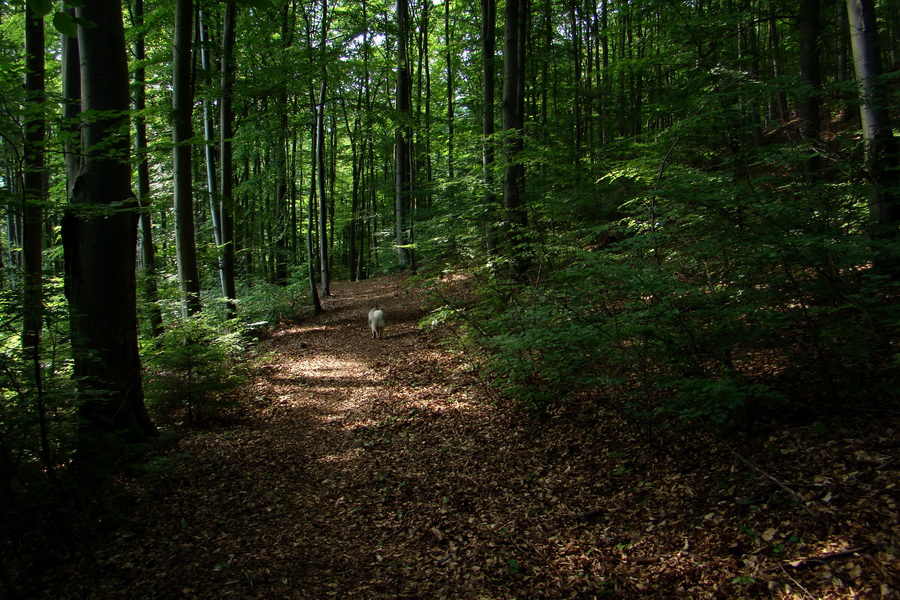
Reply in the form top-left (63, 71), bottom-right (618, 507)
top-left (786, 546), bottom-right (869, 570)
top-left (719, 439), bottom-right (816, 517)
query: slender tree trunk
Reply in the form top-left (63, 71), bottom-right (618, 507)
top-left (345, 101), bottom-right (360, 281)
top-left (23, 3), bottom-right (44, 354)
top-left (61, 6), bottom-right (81, 193)
top-left (197, 8), bottom-right (227, 288)
top-left (482, 0), bottom-right (497, 252)
top-left (133, 0), bottom-right (164, 338)
top-left (219, 1), bottom-right (238, 319)
top-left (570, 2), bottom-right (582, 152)
top-left (173, 0), bottom-right (202, 316)
top-left (798, 0), bottom-right (822, 175)
top-left (395, 0), bottom-right (413, 269)
top-left (600, 0), bottom-right (608, 141)
top-left (308, 98), bottom-right (323, 314)
top-left (768, 5), bottom-right (789, 122)
top-left (847, 0), bottom-right (900, 240)
top-left (199, 9), bottom-right (222, 249)
top-left (445, 0), bottom-right (454, 178)
top-left (745, 14), bottom-right (763, 148)
top-left (66, 0), bottom-right (158, 465)
top-left (23, 1), bottom-right (52, 472)
top-left (317, 80), bottom-right (330, 296)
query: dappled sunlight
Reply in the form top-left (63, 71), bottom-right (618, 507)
top-left (316, 448), bottom-right (363, 464)
top-left (40, 275), bottom-right (897, 599)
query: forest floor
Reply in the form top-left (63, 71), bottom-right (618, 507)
top-left (38, 274), bottom-right (898, 599)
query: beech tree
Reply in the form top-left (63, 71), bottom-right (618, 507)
top-left (64, 0), bottom-right (157, 464)
top-left (501, 0), bottom-right (528, 275)
top-left (846, 0), bottom-right (900, 241)
top-left (394, 0), bottom-right (414, 270)
top-left (219, 1), bottom-right (238, 319)
top-left (133, 0), bottom-right (164, 339)
top-left (22, 2), bottom-right (44, 357)
top-left (172, 0), bottom-right (202, 315)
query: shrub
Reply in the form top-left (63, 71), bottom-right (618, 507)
top-left (439, 161), bottom-right (899, 427)
top-left (142, 313), bottom-right (246, 425)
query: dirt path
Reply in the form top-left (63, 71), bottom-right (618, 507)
top-left (45, 275), bottom-right (543, 599)
top-left (41, 275), bottom-right (899, 599)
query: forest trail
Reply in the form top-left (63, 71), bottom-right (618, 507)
top-left (45, 274), bottom-right (550, 599)
top-left (42, 274), bottom-right (898, 599)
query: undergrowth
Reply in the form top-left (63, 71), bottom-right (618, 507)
top-left (425, 161), bottom-right (900, 428)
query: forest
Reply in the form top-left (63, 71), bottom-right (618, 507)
top-left (0, 0), bottom-right (899, 596)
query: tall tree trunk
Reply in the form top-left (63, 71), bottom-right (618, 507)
top-left (317, 80), bottom-right (330, 296)
top-left (395, 0), bottom-right (413, 269)
top-left (66, 0), bottom-right (158, 465)
top-left (133, 0), bottom-right (164, 339)
top-left (445, 0), bottom-right (454, 178)
top-left (198, 8), bottom-right (219, 239)
top-left (219, 1), bottom-right (238, 319)
top-left (847, 0), bottom-right (900, 241)
top-left (23, 1), bottom-right (51, 472)
top-left (798, 0), bottom-right (822, 175)
top-left (61, 6), bottom-right (81, 193)
top-left (308, 100), bottom-right (323, 315)
top-left (482, 0), bottom-right (498, 252)
top-left (198, 9), bottom-right (222, 251)
top-left (172, 0), bottom-right (202, 316)
top-left (345, 101), bottom-right (360, 281)
top-left (768, 5), bottom-right (789, 122)
top-left (317, 0), bottom-right (330, 295)
top-left (600, 0), bottom-right (608, 141)
top-left (502, 0), bottom-right (529, 276)
top-left (23, 3), bottom-right (44, 354)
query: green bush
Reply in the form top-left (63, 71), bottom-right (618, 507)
top-left (142, 313), bottom-right (246, 425)
top-left (235, 276), bottom-right (311, 324)
top-left (439, 160), bottom-right (899, 427)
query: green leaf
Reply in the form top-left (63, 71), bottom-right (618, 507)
top-left (238, 0), bottom-right (274, 9)
top-left (508, 558), bottom-right (521, 575)
top-left (26, 0), bottom-right (54, 17)
top-left (52, 11), bottom-right (78, 37)
top-left (75, 16), bottom-right (97, 29)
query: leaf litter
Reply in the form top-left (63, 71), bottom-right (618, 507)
top-left (39, 274), bottom-right (898, 599)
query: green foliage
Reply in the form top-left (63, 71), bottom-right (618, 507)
top-left (234, 275), bottom-right (312, 324)
top-left (435, 154), bottom-right (899, 427)
top-left (142, 314), bottom-right (246, 425)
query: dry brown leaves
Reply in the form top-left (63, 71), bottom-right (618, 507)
top-left (38, 274), bottom-right (898, 599)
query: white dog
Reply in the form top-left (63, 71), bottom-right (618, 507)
top-left (368, 306), bottom-right (386, 339)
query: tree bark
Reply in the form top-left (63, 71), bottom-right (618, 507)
top-left (482, 0), bottom-right (498, 252)
top-left (798, 0), bottom-right (822, 175)
top-left (133, 0), bottom-right (164, 339)
top-left (317, 80), bottom-right (330, 296)
top-left (23, 3), bottom-right (44, 354)
top-left (318, 0), bottom-right (331, 296)
top-left (61, 6), bottom-right (81, 193)
top-left (219, 1), bottom-right (238, 319)
top-left (172, 0), bottom-right (202, 316)
top-left (66, 0), bottom-right (157, 465)
top-left (502, 0), bottom-right (529, 276)
top-left (308, 99), bottom-right (324, 315)
top-left (847, 0), bottom-right (900, 239)
top-left (395, 0), bottom-right (414, 269)
top-left (445, 0), bottom-right (454, 178)
top-left (198, 7), bottom-right (225, 288)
